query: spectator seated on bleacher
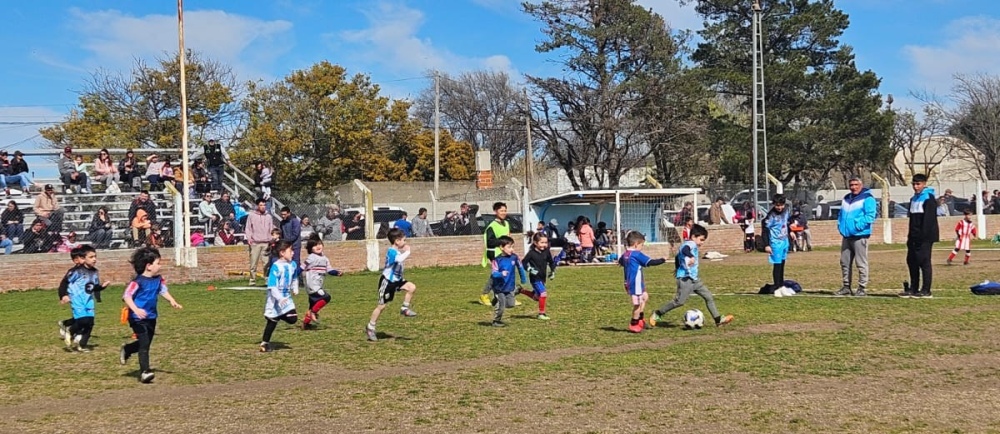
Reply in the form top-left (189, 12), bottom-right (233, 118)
top-left (215, 221), bottom-right (238, 246)
top-left (191, 229), bottom-right (208, 247)
top-left (93, 148), bottom-right (118, 188)
top-left (128, 191), bottom-right (157, 246)
top-left (198, 193), bottom-right (222, 233)
top-left (34, 185), bottom-right (65, 232)
top-left (88, 206), bottom-right (114, 249)
top-left (1, 150), bottom-right (35, 197)
top-left (214, 191), bottom-right (238, 228)
top-left (118, 149), bottom-right (140, 192)
top-left (0, 232), bottom-right (11, 255)
top-left (172, 159), bottom-right (195, 198)
top-left (20, 219), bottom-right (58, 254)
top-left (56, 231), bottom-right (82, 253)
top-left (145, 154), bottom-right (165, 191)
top-left (2, 200), bottom-right (24, 242)
top-left (58, 147), bottom-right (92, 194)
top-left (193, 159), bottom-right (213, 194)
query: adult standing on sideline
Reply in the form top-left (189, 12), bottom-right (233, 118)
top-left (708, 197), bottom-right (729, 225)
top-left (203, 139), bottom-right (229, 192)
top-left (393, 211), bottom-right (413, 237)
top-left (411, 207), bottom-right (434, 237)
top-left (836, 177), bottom-right (877, 297)
top-left (279, 206), bottom-right (302, 265)
top-left (245, 198), bottom-right (274, 286)
top-left (901, 174), bottom-right (939, 298)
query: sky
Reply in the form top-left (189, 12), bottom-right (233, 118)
top-left (2, 0), bottom-right (1000, 152)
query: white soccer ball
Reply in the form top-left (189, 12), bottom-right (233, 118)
top-left (683, 309), bottom-right (705, 329)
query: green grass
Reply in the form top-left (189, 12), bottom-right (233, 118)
top-left (2, 245), bottom-right (1000, 431)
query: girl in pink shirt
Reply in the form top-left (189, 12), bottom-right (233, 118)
top-left (577, 216), bottom-right (596, 262)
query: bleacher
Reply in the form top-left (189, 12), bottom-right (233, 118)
top-left (4, 148), bottom-right (279, 254)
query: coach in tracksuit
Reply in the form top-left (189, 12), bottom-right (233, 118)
top-left (836, 176), bottom-right (878, 297)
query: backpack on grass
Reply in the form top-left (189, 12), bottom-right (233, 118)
top-left (971, 280), bottom-right (1000, 295)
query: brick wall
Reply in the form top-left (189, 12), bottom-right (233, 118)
top-left (3, 216), bottom-right (996, 292)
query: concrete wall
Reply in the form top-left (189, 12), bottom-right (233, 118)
top-left (3, 215), bottom-right (997, 293)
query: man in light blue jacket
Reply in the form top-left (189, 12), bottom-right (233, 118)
top-left (836, 177), bottom-right (877, 296)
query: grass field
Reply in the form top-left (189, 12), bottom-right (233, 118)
top-left (2, 242), bottom-right (1000, 433)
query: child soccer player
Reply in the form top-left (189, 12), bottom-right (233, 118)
top-left (948, 210), bottom-right (977, 265)
top-left (57, 246), bottom-right (85, 340)
top-left (650, 224), bottom-right (734, 328)
top-left (121, 247), bottom-right (183, 383)
top-left (618, 231), bottom-right (668, 333)
top-left (740, 216), bottom-right (755, 253)
top-left (260, 241), bottom-right (299, 352)
top-left (761, 195), bottom-right (791, 289)
top-left (366, 228), bottom-right (417, 342)
top-left (519, 232), bottom-right (557, 320)
top-left (301, 237), bottom-right (342, 329)
top-left (62, 245), bottom-right (109, 352)
top-left (491, 236), bottom-right (527, 327)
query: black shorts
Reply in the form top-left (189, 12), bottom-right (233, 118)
top-left (377, 276), bottom-right (408, 305)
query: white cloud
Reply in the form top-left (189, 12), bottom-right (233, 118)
top-left (336, 2), bottom-right (516, 98)
top-left (903, 16), bottom-right (1000, 95)
top-left (636, 0), bottom-right (702, 31)
top-left (63, 8), bottom-right (294, 83)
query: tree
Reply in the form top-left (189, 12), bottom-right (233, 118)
top-left (523, 0), bottom-right (705, 189)
top-left (889, 106), bottom-right (952, 184)
top-left (40, 51), bottom-right (241, 150)
top-left (690, 0), bottom-right (893, 186)
top-left (234, 61), bottom-right (474, 192)
top-left (412, 70), bottom-right (528, 170)
top-left (947, 73), bottom-right (1000, 180)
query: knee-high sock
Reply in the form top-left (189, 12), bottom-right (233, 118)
top-left (262, 319), bottom-right (278, 343)
top-left (538, 293), bottom-right (547, 314)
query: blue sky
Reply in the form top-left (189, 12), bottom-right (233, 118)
top-left (2, 0), bottom-right (999, 151)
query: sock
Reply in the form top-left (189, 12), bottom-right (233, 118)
top-left (538, 294), bottom-right (547, 314)
top-left (312, 299), bottom-right (327, 314)
top-left (714, 316), bottom-right (721, 324)
top-left (367, 321), bottom-right (376, 331)
top-left (965, 253), bottom-right (971, 263)
top-left (401, 303), bottom-right (410, 312)
top-left (630, 318), bottom-right (639, 326)
top-left (948, 252), bottom-right (956, 261)
top-left (639, 312), bottom-right (645, 320)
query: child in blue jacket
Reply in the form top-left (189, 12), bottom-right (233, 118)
top-left (490, 236), bottom-right (526, 327)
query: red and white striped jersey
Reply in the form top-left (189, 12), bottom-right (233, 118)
top-left (955, 220), bottom-right (977, 239)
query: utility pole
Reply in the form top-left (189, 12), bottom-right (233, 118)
top-left (524, 89), bottom-right (533, 199)
top-left (751, 0), bottom-right (769, 209)
top-left (177, 0), bottom-right (193, 255)
top-left (434, 71), bottom-right (440, 199)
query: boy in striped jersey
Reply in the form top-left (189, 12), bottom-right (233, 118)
top-left (259, 241), bottom-right (299, 352)
top-left (300, 236), bottom-right (343, 329)
top-left (948, 210), bottom-right (977, 265)
top-left (650, 224), bottom-right (734, 328)
top-left (366, 228), bottom-right (417, 342)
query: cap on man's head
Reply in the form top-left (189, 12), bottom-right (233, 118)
top-left (44, 184), bottom-right (54, 191)
top-left (63, 146), bottom-right (72, 153)
top-left (549, 218), bottom-right (558, 225)
top-left (208, 139), bottom-right (216, 143)
top-left (0, 150), bottom-right (7, 157)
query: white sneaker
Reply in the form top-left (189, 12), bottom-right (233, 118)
top-left (140, 371), bottom-right (155, 383)
top-left (64, 330), bottom-right (73, 349)
top-left (72, 334), bottom-right (82, 351)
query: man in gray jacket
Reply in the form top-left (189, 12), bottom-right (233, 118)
top-left (411, 207), bottom-right (434, 237)
top-left (315, 207), bottom-right (344, 241)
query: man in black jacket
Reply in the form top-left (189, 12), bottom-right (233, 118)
top-left (902, 174), bottom-right (939, 298)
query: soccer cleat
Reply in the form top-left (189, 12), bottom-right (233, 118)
top-left (627, 323), bottom-right (643, 333)
top-left (854, 287), bottom-right (867, 297)
top-left (946, 258), bottom-right (953, 265)
top-left (76, 346), bottom-right (91, 353)
top-left (537, 314), bottom-right (550, 320)
top-left (479, 294), bottom-right (492, 306)
top-left (139, 371), bottom-right (155, 383)
top-left (834, 286), bottom-right (852, 297)
top-left (491, 320), bottom-right (507, 327)
top-left (716, 314), bottom-right (734, 327)
top-left (548, 271), bottom-right (556, 280)
top-left (64, 331), bottom-right (74, 350)
top-left (913, 291), bottom-right (933, 299)
top-left (248, 278), bottom-right (256, 286)
top-left (259, 342), bottom-right (272, 353)
top-left (120, 344), bottom-right (130, 365)
top-left (400, 308), bottom-right (417, 317)
top-left (366, 327), bottom-right (378, 342)
top-left (58, 320), bottom-right (67, 339)
top-left (649, 313), bottom-right (660, 328)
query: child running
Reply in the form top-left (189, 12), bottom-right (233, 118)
top-left (57, 246), bottom-right (85, 341)
top-left (259, 241), bottom-right (299, 352)
top-left (519, 232), bottom-right (557, 320)
top-left (491, 236), bottom-right (527, 327)
top-left (62, 245), bottom-right (109, 352)
top-left (948, 210), bottom-right (977, 265)
top-left (366, 228), bottom-right (417, 341)
top-left (121, 247), bottom-right (183, 383)
top-left (301, 236), bottom-right (343, 329)
top-left (650, 224), bottom-right (734, 328)
top-left (761, 195), bottom-right (792, 289)
top-left (618, 231), bottom-right (668, 333)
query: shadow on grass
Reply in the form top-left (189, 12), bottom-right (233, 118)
top-left (372, 332), bottom-right (412, 341)
top-left (599, 326), bottom-right (636, 333)
top-left (121, 368), bottom-right (174, 378)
